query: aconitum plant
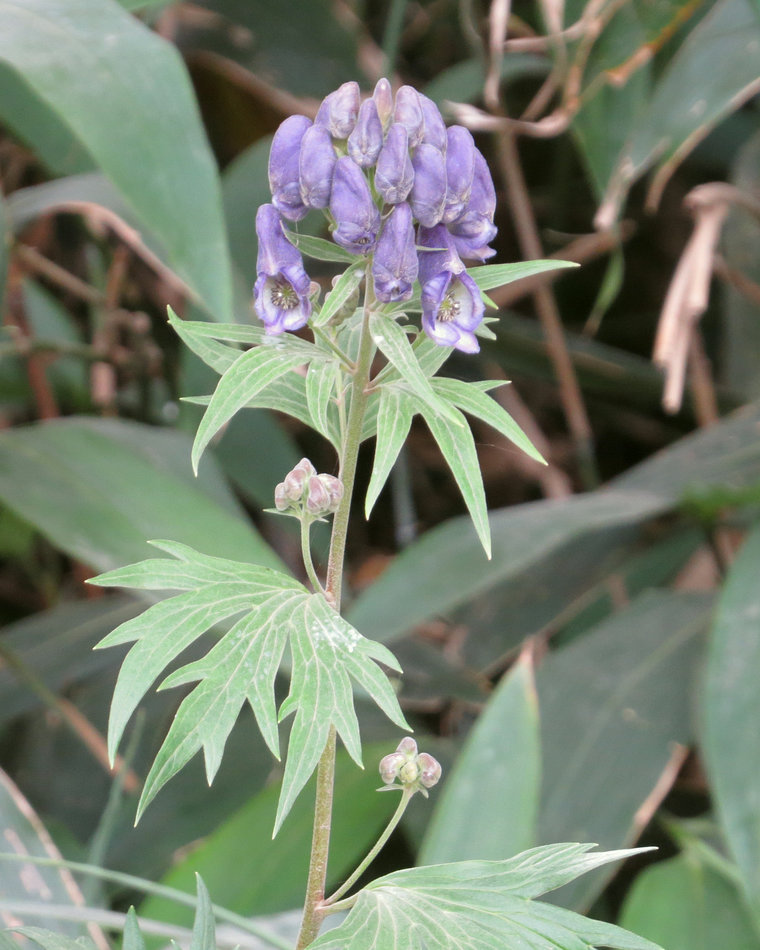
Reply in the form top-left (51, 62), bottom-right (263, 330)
top-left (91, 80), bottom-right (661, 950)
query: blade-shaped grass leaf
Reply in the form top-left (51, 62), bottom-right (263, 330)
top-left (365, 388), bottom-right (415, 518)
top-left (369, 313), bottom-right (461, 426)
top-left (467, 259), bottom-right (578, 293)
top-left (311, 844), bottom-right (661, 950)
top-left (417, 399), bottom-right (491, 559)
top-left (92, 544), bottom-right (407, 832)
top-left (285, 232), bottom-right (357, 263)
top-left (191, 347), bottom-right (311, 473)
top-left (432, 376), bottom-right (545, 464)
top-left (314, 259), bottom-right (365, 327)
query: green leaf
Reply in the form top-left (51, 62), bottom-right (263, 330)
top-left (432, 376), bottom-right (545, 464)
top-left (0, 417), bottom-right (279, 572)
top-left (369, 312), bottom-right (461, 426)
top-left (314, 259), bottom-right (365, 327)
top-left (598, 0), bottom-right (760, 224)
top-left (702, 523), bottom-right (760, 920)
top-left (0, 767), bottom-right (106, 942)
top-left (348, 489), bottom-right (667, 644)
top-left (420, 653), bottom-right (540, 864)
top-left (619, 853), bottom-right (760, 950)
top-left (140, 746), bottom-right (400, 922)
top-left (286, 232), bottom-right (357, 264)
top-left (365, 388), bottom-right (415, 517)
top-left (92, 543), bottom-right (408, 832)
top-left (311, 844), bottom-right (661, 950)
top-left (191, 346), bottom-right (313, 473)
top-left (418, 399), bottom-right (491, 558)
top-left (121, 908), bottom-right (145, 950)
top-left (0, 191), bottom-right (9, 313)
top-left (189, 877), bottom-right (215, 950)
top-left (537, 591), bottom-right (709, 910)
top-left (4, 931), bottom-right (97, 950)
top-left (0, 0), bottom-right (232, 319)
top-left (467, 259), bottom-right (578, 293)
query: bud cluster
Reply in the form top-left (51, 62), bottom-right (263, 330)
top-left (254, 79), bottom-right (498, 354)
top-left (274, 458), bottom-right (344, 519)
top-left (378, 736), bottom-right (442, 797)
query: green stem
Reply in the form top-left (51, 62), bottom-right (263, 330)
top-left (295, 290), bottom-right (377, 949)
top-left (300, 517), bottom-right (325, 594)
top-left (325, 787), bottom-right (414, 905)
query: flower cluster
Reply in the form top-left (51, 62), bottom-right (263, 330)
top-left (254, 79), bottom-right (498, 353)
top-left (274, 458), bottom-right (344, 519)
top-left (379, 736), bottom-right (442, 797)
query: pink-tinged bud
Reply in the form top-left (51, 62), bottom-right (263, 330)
top-left (379, 751), bottom-right (405, 784)
top-left (274, 482), bottom-right (290, 510)
top-left (318, 474), bottom-right (344, 512)
top-left (394, 85), bottom-right (424, 149)
top-left (373, 77), bottom-right (394, 129)
top-left (416, 752), bottom-right (442, 788)
top-left (306, 475), bottom-right (331, 515)
top-left (347, 98), bottom-right (384, 168)
top-left (293, 458), bottom-right (317, 478)
top-left (283, 470), bottom-right (305, 501)
top-left (315, 81), bottom-right (361, 139)
top-left (396, 736), bottom-right (418, 757)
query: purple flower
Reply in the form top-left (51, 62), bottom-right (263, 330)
top-left (372, 203), bottom-right (418, 303)
top-left (372, 77), bottom-right (394, 130)
top-left (253, 204), bottom-right (312, 334)
top-left (419, 94), bottom-right (447, 152)
top-left (347, 98), bottom-right (384, 168)
top-left (393, 85), bottom-right (424, 148)
top-left (410, 143), bottom-right (446, 228)
top-left (418, 224), bottom-right (484, 353)
top-left (448, 149), bottom-right (497, 260)
top-left (315, 81), bottom-right (360, 139)
top-left (442, 125), bottom-right (475, 224)
top-left (329, 156), bottom-right (381, 255)
top-left (375, 123), bottom-right (414, 204)
top-left (269, 115), bottom-right (312, 221)
top-left (299, 124), bottom-right (336, 209)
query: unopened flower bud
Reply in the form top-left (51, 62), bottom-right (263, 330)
top-left (269, 115), bottom-right (312, 221)
top-left (299, 124), bottom-right (337, 209)
top-left (416, 752), bottom-right (442, 789)
top-left (373, 77), bottom-right (394, 130)
top-left (410, 143), bottom-right (446, 228)
top-left (396, 736), bottom-right (418, 757)
top-left (318, 474), bottom-right (344, 512)
top-left (379, 751), bottom-right (405, 784)
top-left (347, 98), bottom-right (384, 168)
top-left (394, 85), bottom-right (424, 149)
top-left (315, 81), bottom-right (361, 139)
top-left (283, 470), bottom-right (305, 500)
top-left (442, 125), bottom-right (475, 224)
top-left (419, 94), bottom-right (447, 152)
top-left (399, 758), bottom-right (420, 784)
top-left (306, 475), bottom-right (331, 515)
top-left (330, 157), bottom-right (381, 255)
top-left (375, 123), bottom-right (414, 205)
top-left (274, 482), bottom-right (290, 510)
top-left (373, 202), bottom-right (417, 303)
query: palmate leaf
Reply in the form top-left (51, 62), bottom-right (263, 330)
top-left (90, 542), bottom-right (408, 833)
top-left (311, 844), bottom-right (662, 950)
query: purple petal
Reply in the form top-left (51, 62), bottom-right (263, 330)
top-left (375, 123), bottom-right (414, 204)
top-left (442, 125), bottom-right (475, 224)
top-left (253, 204), bottom-right (311, 333)
top-left (299, 124), bottom-right (337, 208)
top-left (269, 115), bottom-right (312, 221)
top-left (410, 143), bottom-right (446, 227)
top-left (419, 94), bottom-right (447, 152)
top-left (372, 77), bottom-right (394, 129)
top-left (315, 81), bottom-right (361, 138)
top-left (329, 156), bottom-right (381, 254)
top-left (347, 98), bottom-right (384, 168)
top-left (372, 203), bottom-right (418, 302)
top-left (394, 85), bottom-right (424, 148)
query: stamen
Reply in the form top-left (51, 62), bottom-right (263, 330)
top-left (437, 290), bottom-right (461, 323)
top-left (270, 278), bottom-right (298, 311)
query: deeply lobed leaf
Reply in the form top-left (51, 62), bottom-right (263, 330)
top-left (91, 543), bottom-right (408, 831)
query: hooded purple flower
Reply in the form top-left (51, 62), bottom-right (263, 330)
top-left (419, 94), bottom-right (448, 152)
top-left (347, 98), bottom-right (384, 168)
top-left (315, 81), bottom-right (361, 139)
top-left (375, 123), bottom-right (414, 204)
top-left (329, 156), bottom-right (381, 255)
top-left (299, 123), bottom-right (337, 209)
top-left (372, 203), bottom-right (418, 303)
top-left (418, 224), bottom-right (484, 353)
top-left (269, 114), bottom-right (312, 221)
top-left (393, 85), bottom-right (424, 149)
top-left (410, 143), bottom-right (446, 228)
top-left (442, 125), bottom-right (475, 224)
top-left (253, 204), bottom-right (312, 334)
top-left (448, 148), bottom-right (497, 260)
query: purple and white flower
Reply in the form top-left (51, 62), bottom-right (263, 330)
top-left (253, 204), bottom-right (312, 334)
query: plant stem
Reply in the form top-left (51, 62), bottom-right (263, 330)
top-left (325, 787), bottom-right (414, 905)
top-left (295, 294), bottom-right (377, 949)
top-left (300, 517), bottom-right (325, 594)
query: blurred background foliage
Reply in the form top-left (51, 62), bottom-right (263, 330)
top-left (1, 1), bottom-right (760, 947)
